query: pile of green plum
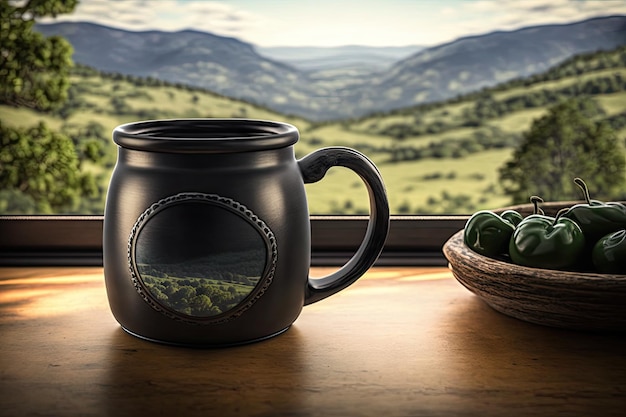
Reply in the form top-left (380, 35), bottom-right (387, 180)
top-left (463, 178), bottom-right (626, 274)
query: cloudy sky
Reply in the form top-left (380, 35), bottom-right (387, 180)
top-left (40, 0), bottom-right (626, 47)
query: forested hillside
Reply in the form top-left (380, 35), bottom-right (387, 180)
top-left (2, 46), bottom-right (625, 214)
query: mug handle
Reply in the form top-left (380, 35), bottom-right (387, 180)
top-left (298, 147), bottom-right (390, 305)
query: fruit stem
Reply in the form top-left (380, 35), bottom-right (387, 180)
top-left (574, 177), bottom-right (591, 205)
top-left (530, 195), bottom-right (544, 215)
top-left (553, 207), bottom-right (569, 225)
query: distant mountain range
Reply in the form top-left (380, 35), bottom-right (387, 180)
top-left (35, 15), bottom-right (626, 120)
top-left (257, 45), bottom-right (424, 72)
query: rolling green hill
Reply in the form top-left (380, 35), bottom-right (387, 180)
top-left (2, 47), bottom-right (625, 215)
top-left (300, 46), bottom-right (626, 213)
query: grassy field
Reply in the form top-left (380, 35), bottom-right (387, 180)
top-left (2, 48), bottom-right (625, 215)
top-left (304, 146), bottom-right (512, 214)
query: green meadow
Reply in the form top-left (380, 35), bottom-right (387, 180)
top-left (2, 47), bottom-right (625, 214)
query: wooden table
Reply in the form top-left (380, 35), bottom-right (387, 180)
top-left (1, 266), bottom-right (625, 417)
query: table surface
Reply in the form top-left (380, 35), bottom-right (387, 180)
top-left (1, 266), bottom-right (625, 417)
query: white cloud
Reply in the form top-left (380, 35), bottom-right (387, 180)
top-left (462, 0), bottom-right (626, 30)
top-left (440, 7), bottom-right (458, 16)
top-left (39, 0), bottom-right (264, 37)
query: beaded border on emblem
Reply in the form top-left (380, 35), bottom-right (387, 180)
top-left (127, 192), bottom-right (278, 325)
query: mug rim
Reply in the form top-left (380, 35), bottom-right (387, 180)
top-left (113, 118), bottom-right (299, 153)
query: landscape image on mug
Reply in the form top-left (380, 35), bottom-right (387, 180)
top-left (2, 0), bottom-right (626, 215)
top-left (133, 200), bottom-right (269, 318)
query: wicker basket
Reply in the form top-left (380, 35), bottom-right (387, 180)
top-left (442, 201), bottom-right (626, 332)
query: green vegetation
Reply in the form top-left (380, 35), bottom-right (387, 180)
top-left (139, 270), bottom-right (259, 317)
top-left (499, 97), bottom-right (626, 203)
top-left (2, 39), bottom-right (626, 214)
top-left (0, 121), bottom-right (99, 213)
top-left (0, 0), bottom-right (101, 213)
top-left (0, 0), bottom-right (77, 110)
top-left (135, 248), bottom-right (265, 317)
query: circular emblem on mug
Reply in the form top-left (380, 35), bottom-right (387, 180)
top-left (128, 192), bottom-right (277, 324)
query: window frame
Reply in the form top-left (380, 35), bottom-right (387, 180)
top-left (0, 215), bottom-right (467, 266)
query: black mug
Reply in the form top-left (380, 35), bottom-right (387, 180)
top-left (103, 119), bottom-right (389, 346)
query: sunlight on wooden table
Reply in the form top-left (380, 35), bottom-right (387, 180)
top-left (0, 266), bottom-right (625, 417)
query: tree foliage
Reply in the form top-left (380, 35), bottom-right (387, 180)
top-left (0, 0), bottom-right (89, 213)
top-left (0, 121), bottom-right (97, 213)
top-left (1, 0), bottom-right (77, 110)
top-left (141, 274), bottom-right (252, 317)
top-left (499, 97), bottom-right (626, 204)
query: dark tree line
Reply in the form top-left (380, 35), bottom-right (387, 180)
top-left (141, 274), bottom-right (251, 317)
top-left (389, 127), bottom-right (518, 163)
top-left (381, 72), bottom-right (625, 143)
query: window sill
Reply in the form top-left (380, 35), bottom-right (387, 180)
top-left (0, 215), bottom-right (467, 266)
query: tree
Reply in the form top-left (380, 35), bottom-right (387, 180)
top-left (499, 97), bottom-right (626, 204)
top-left (1, 0), bottom-right (77, 110)
top-left (0, 1), bottom-right (95, 213)
top-left (0, 121), bottom-right (97, 213)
